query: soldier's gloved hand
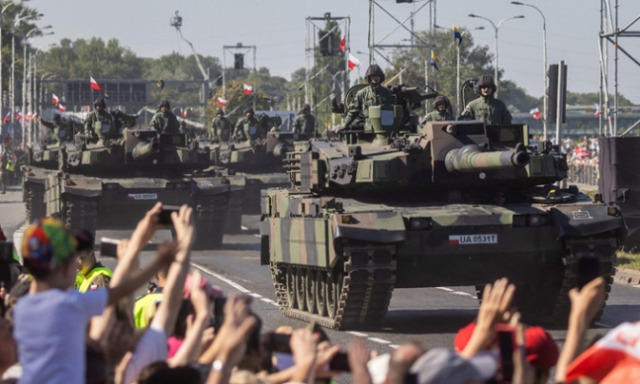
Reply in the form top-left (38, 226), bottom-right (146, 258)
top-left (329, 93), bottom-right (336, 101)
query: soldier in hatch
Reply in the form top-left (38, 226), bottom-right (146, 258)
top-left (41, 114), bottom-right (74, 146)
top-left (83, 97), bottom-right (117, 143)
top-left (460, 74), bottom-right (512, 125)
top-left (341, 64), bottom-right (396, 133)
top-left (149, 100), bottom-right (180, 134)
top-left (232, 107), bottom-right (261, 143)
top-left (210, 109), bottom-right (232, 143)
top-left (293, 103), bottom-right (316, 137)
top-left (425, 96), bottom-right (455, 122)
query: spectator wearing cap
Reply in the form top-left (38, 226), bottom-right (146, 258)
top-left (12, 217), bottom-right (174, 384)
top-left (150, 100), bottom-right (180, 134)
top-left (74, 229), bottom-right (113, 292)
top-left (454, 321), bottom-right (558, 384)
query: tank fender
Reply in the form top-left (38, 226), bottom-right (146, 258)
top-left (60, 186), bottom-right (103, 198)
top-left (550, 205), bottom-right (626, 238)
top-left (332, 211), bottom-right (406, 243)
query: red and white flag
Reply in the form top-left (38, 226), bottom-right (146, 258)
top-left (594, 103), bottom-right (601, 117)
top-left (52, 93), bottom-right (59, 107)
top-left (58, 105), bottom-right (66, 112)
top-left (566, 321), bottom-right (640, 383)
top-left (90, 76), bottom-right (102, 91)
top-left (529, 107), bottom-right (541, 120)
top-left (2, 112), bottom-right (9, 124)
top-left (339, 36), bottom-right (346, 52)
top-left (347, 53), bottom-right (360, 70)
top-left (243, 84), bottom-right (253, 96)
top-left (14, 113), bottom-right (21, 122)
top-left (216, 97), bottom-right (227, 107)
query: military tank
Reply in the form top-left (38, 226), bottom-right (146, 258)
top-left (23, 119), bottom-right (240, 250)
top-left (201, 113), bottom-right (301, 232)
top-left (259, 84), bottom-right (627, 330)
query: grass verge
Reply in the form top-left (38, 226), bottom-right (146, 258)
top-left (617, 250), bottom-right (640, 271)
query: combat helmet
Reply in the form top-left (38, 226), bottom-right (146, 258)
top-left (476, 74), bottom-right (496, 94)
top-left (94, 97), bottom-right (106, 109)
top-left (159, 100), bottom-right (171, 110)
top-left (300, 103), bottom-right (311, 113)
top-left (365, 64), bottom-right (386, 83)
top-left (433, 95), bottom-right (447, 108)
top-left (244, 108), bottom-right (254, 115)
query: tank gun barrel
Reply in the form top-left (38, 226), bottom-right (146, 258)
top-left (131, 138), bottom-right (159, 160)
top-left (445, 144), bottom-right (529, 173)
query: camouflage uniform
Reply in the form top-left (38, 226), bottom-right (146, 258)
top-left (210, 113), bottom-right (232, 142)
top-left (460, 75), bottom-right (512, 125)
top-left (293, 104), bottom-right (316, 136)
top-left (84, 98), bottom-right (117, 143)
top-left (425, 96), bottom-right (455, 122)
top-left (343, 65), bottom-right (395, 132)
top-left (233, 109), bottom-right (262, 142)
top-left (149, 101), bottom-right (180, 134)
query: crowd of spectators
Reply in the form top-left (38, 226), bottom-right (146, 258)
top-left (0, 203), bottom-right (637, 384)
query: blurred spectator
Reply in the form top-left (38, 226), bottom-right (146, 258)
top-left (74, 229), bottom-right (113, 292)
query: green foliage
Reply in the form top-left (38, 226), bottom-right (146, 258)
top-left (206, 79), bottom-right (272, 123)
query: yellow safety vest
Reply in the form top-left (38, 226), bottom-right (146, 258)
top-left (76, 266), bottom-right (113, 292)
top-left (133, 292), bottom-right (163, 328)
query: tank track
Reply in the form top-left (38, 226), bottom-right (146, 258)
top-left (224, 191), bottom-right (244, 234)
top-left (271, 241), bottom-right (396, 330)
top-left (63, 195), bottom-right (98, 235)
top-left (550, 235), bottom-right (618, 325)
top-left (23, 181), bottom-right (46, 224)
top-left (192, 194), bottom-right (229, 250)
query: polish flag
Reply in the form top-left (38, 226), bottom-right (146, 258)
top-left (52, 93), bottom-right (59, 107)
top-left (566, 322), bottom-right (640, 383)
top-left (58, 105), bottom-right (66, 112)
top-left (594, 103), bottom-right (601, 117)
top-left (2, 112), bottom-right (9, 124)
top-left (14, 113), bottom-right (21, 122)
top-left (90, 76), bottom-right (102, 91)
top-left (243, 84), bottom-right (253, 96)
top-left (529, 107), bottom-right (541, 120)
top-left (217, 97), bottom-right (227, 107)
top-left (347, 53), bottom-right (360, 70)
top-left (339, 36), bottom-right (346, 52)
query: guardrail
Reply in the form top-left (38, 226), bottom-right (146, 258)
top-left (567, 163), bottom-right (598, 186)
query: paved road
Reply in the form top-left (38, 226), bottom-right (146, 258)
top-left (3, 186), bottom-right (639, 383)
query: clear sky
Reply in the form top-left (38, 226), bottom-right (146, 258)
top-left (26, 0), bottom-right (640, 104)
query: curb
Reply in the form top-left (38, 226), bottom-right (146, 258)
top-left (614, 267), bottom-right (640, 286)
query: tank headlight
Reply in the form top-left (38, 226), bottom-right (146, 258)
top-left (408, 217), bottom-right (431, 231)
top-left (341, 215), bottom-right (353, 224)
top-left (607, 206), bottom-right (618, 216)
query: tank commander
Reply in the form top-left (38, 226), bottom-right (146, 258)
top-left (460, 74), bottom-right (512, 125)
top-left (341, 64), bottom-right (396, 132)
top-left (149, 100), bottom-right (180, 134)
top-left (233, 107), bottom-right (261, 143)
top-left (83, 97), bottom-right (117, 144)
top-left (293, 103), bottom-right (316, 136)
top-left (41, 114), bottom-right (74, 146)
top-left (210, 109), bottom-right (232, 143)
top-left (425, 95), bottom-right (455, 122)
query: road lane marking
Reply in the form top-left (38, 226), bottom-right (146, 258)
top-left (191, 262), bottom-right (251, 293)
top-left (368, 337), bottom-right (391, 344)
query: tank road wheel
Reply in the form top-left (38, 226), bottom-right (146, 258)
top-left (24, 181), bottom-right (45, 224)
top-left (63, 195), bottom-right (98, 237)
top-left (285, 265), bottom-right (297, 309)
top-left (314, 269), bottom-right (327, 317)
top-left (294, 267), bottom-right (306, 311)
top-left (304, 269), bottom-right (317, 314)
top-left (193, 195), bottom-right (228, 250)
top-left (325, 269), bottom-right (342, 320)
top-left (224, 191), bottom-right (243, 234)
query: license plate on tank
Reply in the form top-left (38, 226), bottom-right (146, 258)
top-left (449, 234), bottom-right (497, 245)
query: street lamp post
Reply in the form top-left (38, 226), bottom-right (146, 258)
top-left (455, 26), bottom-right (484, 116)
top-left (468, 13), bottom-right (525, 97)
top-left (511, 1), bottom-right (548, 140)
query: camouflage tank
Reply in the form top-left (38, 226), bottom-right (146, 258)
top-left (23, 116), bottom-right (241, 250)
top-left (259, 84), bottom-right (627, 330)
top-left (200, 113), bottom-right (301, 232)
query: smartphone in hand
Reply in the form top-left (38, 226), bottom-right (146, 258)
top-left (577, 256), bottom-right (600, 289)
top-left (157, 205), bottom-right (181, 225)
top-left (495, 324), bottom-right (515, 382)
top-left (99, 237), bottom-right (120, 257)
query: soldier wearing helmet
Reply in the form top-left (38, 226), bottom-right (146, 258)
top-left (342, 64), bottom-right (396, 132)
top-left (460, 75), bottom-right (512, 125)
top-left (293, 103), bottom-right (316, 137)
top-left (149, 100), bottom-right (180, 134)
top-left (233, 107), bottom-right (261, 143)
top-left (83, 97), bottom-right (116, 143)
top-left (425, 95), bottom-right (455, 122)
top-left (209, 109), bottom-right (232, 143)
